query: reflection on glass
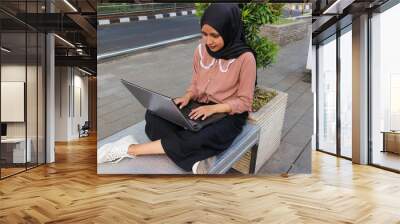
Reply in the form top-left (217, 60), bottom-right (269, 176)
top-left (0, 0), bottom-right (47, 178)
top-left (318, 37), bottom-right (337, 154)
top-left (340, 29), bottom-right (352, 158)
top-left (1, 31), bottom-right (27, 177)
top-left (390, 76), bottom-right (400, 130)
top-left (371, 3), bottom-right (400, 171)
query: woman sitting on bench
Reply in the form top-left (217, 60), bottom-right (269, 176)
top-left (98, 3), bottom-right (257, 174)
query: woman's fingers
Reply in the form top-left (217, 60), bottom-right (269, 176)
top-left (174, 98), bottom-right (181, 104)
top-left (174, 98), bottom-right (188, 109)
top-left (193, 112), bottom-right (204, 120)
top-left (178, 101), bottom-right (184, 109)
top-left (189, 109), bottom-right (198, 119)
top-left (189, 107), bottom-right (200, 117)
top-left (199, 112), bottom-right (209, 120)
top-left (190, 111), bottom-right (199, 119)
top-left (190, 106), bottom-right (205, 117)
top-left (180, 100), bottom-right (189, 109)
top-left (189, 107), bottom-right (209, 120)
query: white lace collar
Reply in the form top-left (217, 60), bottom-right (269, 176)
top-left (198, 44), bottom-right (235, 73)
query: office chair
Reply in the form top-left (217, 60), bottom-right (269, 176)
top-left (78, 121), bottom-right (90, 138)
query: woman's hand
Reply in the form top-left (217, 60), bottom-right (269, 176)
top-left (174, 94), bottom-right (192, 109)
top-left (189, 104), bottom-right (231, 120)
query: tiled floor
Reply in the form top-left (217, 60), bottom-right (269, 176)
top-left (257, 31), bottom-right (313, 174)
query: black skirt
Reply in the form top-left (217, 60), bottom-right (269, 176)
top-left (144, 110), bottom-right (248, 171)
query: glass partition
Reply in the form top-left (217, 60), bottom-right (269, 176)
top-left (317, 35), bottom-right (337, 154)
top-left (339, 27), bottom-right (352, 158)
top-left (27, 31), bottom-right (38, 169)
top-left (0, 1), bottom-right (46, 179)
top-left (1, 30), bottom-right (28, 178)
top-left (370, 3), bottom-right (400, 171)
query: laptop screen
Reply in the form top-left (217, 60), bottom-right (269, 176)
top-left (1, 123), bottom-right (7, 137)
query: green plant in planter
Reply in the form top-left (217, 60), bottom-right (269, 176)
top-left (195, 3), bottom-right (282, 112)
top-left (252, 87), bottom-right (277, 112)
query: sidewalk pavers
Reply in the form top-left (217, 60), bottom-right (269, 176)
top-left (98, 29), bottom-right (312, 174)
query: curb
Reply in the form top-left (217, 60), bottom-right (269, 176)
top-left (98, 9), bottom-right (197, 26)
top-left (97, 33), bottom-right (201, 61)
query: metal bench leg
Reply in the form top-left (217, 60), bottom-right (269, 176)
top-left (249, 144), bottom-right (258, 174)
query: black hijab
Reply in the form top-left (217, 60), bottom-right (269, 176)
top-left (200, 3), bottom-right (255, 60)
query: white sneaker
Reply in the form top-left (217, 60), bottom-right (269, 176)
top-left (97, 135), bottom-right (138, 164)
top-left (192, 161), bottom-right (200, 174)
top-left (192, 156), bottom-right (216, 174)
top-left (97, 143), bottom-right (112, 163)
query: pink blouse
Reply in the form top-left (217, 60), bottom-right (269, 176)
top-left (186, 42), bottom-right (257, 115)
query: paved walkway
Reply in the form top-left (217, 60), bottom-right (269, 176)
top-left (98, 31), bottom-right (312, 174)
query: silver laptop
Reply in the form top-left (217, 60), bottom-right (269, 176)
top-left (121, 79), bottom-right (226, 132)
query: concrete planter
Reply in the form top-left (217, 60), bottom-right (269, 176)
top-left (260, 19), bottom-right (309, 47)
top-left (233, 87), bottom-right (288, 173)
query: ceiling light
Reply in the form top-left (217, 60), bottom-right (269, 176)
top-left (78, 67), bottom-right (93, 76)
top-left (63, 0), bottom-right (78, 12)
top-left (54, 34), bottom-right (75, 48)
top-left (1, 47), bottom-right (11, 53)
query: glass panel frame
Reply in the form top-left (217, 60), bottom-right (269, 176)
top-left (316, 25), bottom-right (354, 160)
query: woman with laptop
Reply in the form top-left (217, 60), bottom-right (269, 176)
top-left (98, 3), bottom-right (257, 174)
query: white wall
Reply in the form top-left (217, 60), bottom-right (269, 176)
top-left (71, 73), bottom-right (89, 138)
top-left (1, 65), bottom-right (26, 81)
top-left (1, 82), bottom-right (25, 122)
top-left (1, 65), bottom-right (26, 130)
top-left (1, 65), bottom-right (25, 142)
top-left (54, 67), bottom-right (89, 141)
top-left (1, 65), bottom-right (34, 138)
top-left (55, 66), bottom-right (69, 141)
top-left (1, 63), bottom-right (46, 165)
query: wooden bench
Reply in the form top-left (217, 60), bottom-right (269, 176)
top-left (97, 120), bottom-right (260, 174)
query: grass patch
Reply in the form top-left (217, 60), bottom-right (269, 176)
top-left (273, 17), bottom-right (296, 25)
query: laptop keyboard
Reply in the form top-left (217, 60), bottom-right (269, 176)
top-left (177, 101), bottom-right (226, 130)
top-left (180, 101), bottom-right (218, 125)
top-left (180, 102), bottom-right (199, 119)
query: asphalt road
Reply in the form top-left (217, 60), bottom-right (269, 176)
top-left (98, 15), bottom-right (200, 55)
